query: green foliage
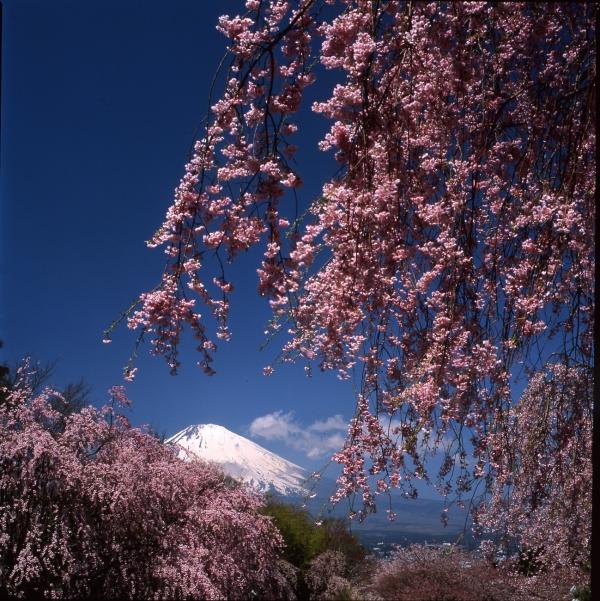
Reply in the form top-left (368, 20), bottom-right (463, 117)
top-left (262, 499), bottom-right (327, 569)
top-left (262, 499), bottom-right (366, 600)
top-left (318, 516), bottom-right (366, 567)
top-left (262, 499), bottom-right (366, 569)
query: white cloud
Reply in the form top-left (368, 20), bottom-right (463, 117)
top-left (305, 433), bottom-right (345, 459)
top-left (248, 411), bottom-right (299, 440)
top-left (248, 411), bottom-right (347, 459)
top-left (308, 414), bottom-right (347, 433)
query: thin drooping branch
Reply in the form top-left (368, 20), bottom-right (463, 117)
top-left (119, 0), bottom-right (594, 575)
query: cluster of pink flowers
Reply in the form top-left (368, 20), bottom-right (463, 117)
top-left (0, 367), bottom-right (283, 599)
top-left (478, 364), bottom-right (592, 576)
top-left (120, 0), bottom-right (317, 376)
top-left (305, 550), bottom-right (353, 600)
top-left (124, 0), bottom-right (595, 571)
top-left (361, 543), bottom-right (580, 601)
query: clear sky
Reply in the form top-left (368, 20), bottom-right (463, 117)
top-left (1, 0), bottom-right (364, 473)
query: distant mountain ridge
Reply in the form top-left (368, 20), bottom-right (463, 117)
top-left (166, 423), bottom-right (309, 496)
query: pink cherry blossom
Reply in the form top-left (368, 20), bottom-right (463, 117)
top-left (0, 366), bottom-right (284, 598)
top-left (118, 0), bottom-right (594, 577)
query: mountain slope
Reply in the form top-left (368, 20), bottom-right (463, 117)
top-left (166, 423), bottom-right (308, 495)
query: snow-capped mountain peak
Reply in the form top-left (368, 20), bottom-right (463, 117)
top-left (166, 423), bottom-right (308, 496)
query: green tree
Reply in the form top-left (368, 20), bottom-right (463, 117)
top-left (263, 500), bottom-right (326, 569)
top-left (262, 498), bottom-right (366, 600)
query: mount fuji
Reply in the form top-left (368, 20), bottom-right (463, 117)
top-left (166, 423), bottom-right (309, 496)
top-left (166, 424), bottom-right (472, 552)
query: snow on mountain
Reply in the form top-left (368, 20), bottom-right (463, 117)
top-left (166, 423), bottom-right (309, 496)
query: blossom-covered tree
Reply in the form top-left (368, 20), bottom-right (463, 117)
top-left (477, 364), bottom-right (592, 575)
top-left (116, 0), bottom-right (595, 576)
top-left (361, 543), bottom-right (577, 601)
top-left (0, 364), bottom-right (283, 599)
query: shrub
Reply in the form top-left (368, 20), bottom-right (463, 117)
top-left (261, 500), bottom-right (366, 600)
top-left (305, 551), bottom-right (355, 600)
top-left (361, 544), bottom-right (576, 601)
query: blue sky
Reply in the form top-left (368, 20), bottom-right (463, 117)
top-left (1, 0), bottom-right (362, 471)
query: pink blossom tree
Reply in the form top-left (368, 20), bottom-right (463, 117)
top-left (361, 543), bottom-right (577, 601)
top-left (115, 0), bottom-right (595, 578)
top-left (477, 364), bottom-right (592, 576)
top-left (0, 364), bottom-right (284, 599)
